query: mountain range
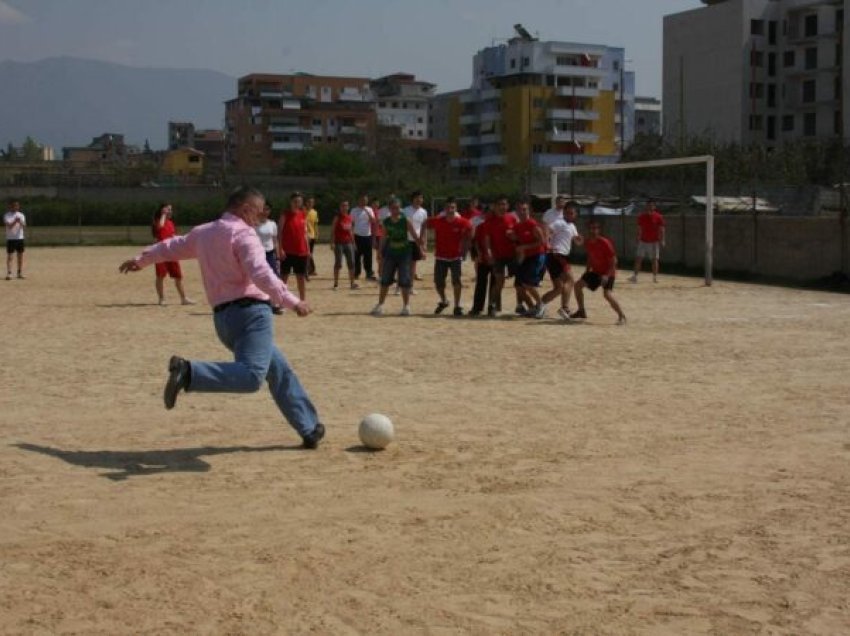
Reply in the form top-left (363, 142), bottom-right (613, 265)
top-left (0, 57), bottom-right (234, 152)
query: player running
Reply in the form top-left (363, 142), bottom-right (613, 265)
top-left (571, 220), bottom-right (627, 325)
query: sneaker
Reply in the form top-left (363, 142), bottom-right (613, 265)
top-left (468, 309), bottom-right (481, 317)
top-left (332, 284), bottom-right (338, 291)
top-left (350, 282), bottom-right (360, 290)
top-left (301, 422), bottom-right (325, 449)
top-left (434, 301), bottom-right (450, 314)
top-left (400, 306), bottom-right (411, 316)
top-left (453, 306), bottom-right (464, 317)
top-left (16, 273), bottom-right (25, 280)
top-left (158, 298), bottom-right (166, 306)
top-left (557, 307), bottom-right (573, 322)
top-left (533, 304), bottom-right (546, 319)
top-left (617, 315), bottom-right (627, 326)
top-left (653, 276), bottom-right (658, 283)
top-left (628, 274), bottom-right (637, 283)
top-left (487, 305), bottom-right (498, 318)
top-left (409, 288), bottom-right (417, 295)
top-left (164, 356), bottom-right (191, 410)
top-left (514, 304), bottom-right (526, 316)
top-left (393, 286), bottom-right (401, 295)
top-left (570, 309), bottom-right (587, 320)
top-left (181, 297), bottom-right (196, 306)
top-left (366, 274), bottom-right (377, 281)
top-left (414, 274), bottom-right (423, 281)
top-left (4, 273), bottom-right (10, 280)
top-left (370, 303), bottom-right (384, 316)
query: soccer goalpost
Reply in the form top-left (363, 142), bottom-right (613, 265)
top-left (550, 155), bottom-right (716, 286)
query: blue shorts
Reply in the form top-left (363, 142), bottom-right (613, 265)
top-left (516, 253), bottom-right (546, 287)
top-left (381, 252), bottom-right (412, 288)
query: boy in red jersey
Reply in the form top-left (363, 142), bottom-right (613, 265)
top-left (278, 192), bottom-right (310, 300)
top-left (571, 220), bottom-right (626, 325)
top-left (629, 198), bottom-right (665, 283)
top-left (481, 195), bottom-right (517, 317)
top-left (509, 199), bottom-right (547, 318)
top-left (423, 197), bottom-right (472, 316)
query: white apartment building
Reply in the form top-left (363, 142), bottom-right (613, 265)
top-left (371, 73), bottom-right (435, 139)
top-left (664, 0), bottom-right (849, 145)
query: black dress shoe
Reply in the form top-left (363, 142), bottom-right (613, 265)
top-left (301, 422), bottom-right (325, 449)
top-left (164, 356), bottom-right (190, 410)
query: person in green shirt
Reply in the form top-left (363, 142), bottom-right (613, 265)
top-left (371, 197), bottom-right (420, 316)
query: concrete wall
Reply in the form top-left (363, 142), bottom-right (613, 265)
top-left (574, 213), bottom-right (848, 282)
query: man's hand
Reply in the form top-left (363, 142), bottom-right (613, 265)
top-left (294, 301), bottom-right (312, 317)
top-left (119, 260), bottom-right (141, 273)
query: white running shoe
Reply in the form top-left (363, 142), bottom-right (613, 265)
top-left (400, 306), bottom-right (411, 316)
top-left (617, 315), bottom-right (627, 326)
top-left (557, 307), bottom-right (573, 322)
top-left (628, 274), bottom-right (637, 283)
top-left (370, 303), bottom-right (384, 316)
top-left (181, 298), bottom-right (196, 305)
top-left (533, 304), bottom-right (546, 319)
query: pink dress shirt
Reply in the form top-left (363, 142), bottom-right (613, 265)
top-left (135, 212), bottom-right (301, 309)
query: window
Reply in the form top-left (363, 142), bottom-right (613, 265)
top-left (379, 101), bottom-right (386, 108)
top-left (835, 110), bottom-right (842, 134)
top-left (613, 60), bottom-right (620, 71)
top-left (802, 79), bottom-right (816, 102)
top-left (782, 114), bottom-right (794, 131)
top-left (805, 14), bottom-right (818, 37)
top-left (838, 9), bottom-right (844, 32)
top-left (510, 59), bottom-right (516, 69)
top-left (769, 21), bottom-right (778, 45)
top-left (751, 19), bottom-right (764, 35)
top-left (417, 117), bottom-right (423, 123)
top-left (768, 52), bottom-right (776, 76)
top-left (751, 50), bottom-right (764, 67)
top-left (522, 57), bottom-right (530, 67)
top-left (402, 102), bottom-right (408, 109)
top-left (391, 102), bottom-right (398, 108)
top-left (803, 112), bottom-right (816, 135)
top-left (805, 47), bottom-right (818, 69)
top-left (835, 75), bottom-right (842, 99)
top-left (767, 83), bottom-right (777, 107)
top-left (783, 50), bottom-right (795, 67)
top-left (767, 116), bottom-right (776, 140)
top-left (417, 130), bottom-right (423, 137)
top-left (749, 114), bottom-right (763, 131)
top-left (749, 82), bottom-right (764, 99)
top-left (188, 155), bottom-right (200, 164)
top-left (312, 118), bottom-right (321, 126)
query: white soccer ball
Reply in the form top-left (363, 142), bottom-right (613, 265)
top-left (359, 413), bottom-right (394, 450)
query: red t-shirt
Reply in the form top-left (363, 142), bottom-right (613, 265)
top-left (487, 214), bottom-right (517, 259)
top-left (333, 213), bottom-right (354, 244)
top-left (511, 218), bottom-right (545, 256)
top-left (280, 209), bottom-right (309, 255)
top-left (153, 218), bottom-right (176, 242)
top-left (637, 210), bottom-right (665, 243)
top-left (585, 236), bottom-right (617, 276)
top-left (461, 207), bottom-right (482, 221)
top-left (426, 215), bottom-right (472, 259)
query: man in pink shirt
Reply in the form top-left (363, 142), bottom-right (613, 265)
top-left (118, 186), bottom-right (325, 449)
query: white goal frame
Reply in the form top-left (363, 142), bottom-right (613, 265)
top-left (550, 155), bottom-right (715, 286)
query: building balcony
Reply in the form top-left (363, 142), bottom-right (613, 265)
top-left (260, 90), bottom-right (284, 99)
top-left (479, 111), bottom-right (502, 123)
top-left (459, 113), bottom-right (480, 125)
top-left (459, 133), bottom-right (501, 146)
top-left (281, 99), bottom-right (302, 110)
top-left (547, 108), bottom-right (599, 121)
top-left (554, 86), bottom-right (600, 98)
top-left (549, 64), bottom-right (607, 79)
top-left (546, 130), bottom-right (600, 144)
top-left (271, 141), bottom-right (305, 151)
top-left (459, 87), bottom-right (500, 103)
top-left (450, 154), bottom-right (506, 168)
top-left (268, 125), bottom-right (311, 134)
top-left (339, 125), bottom-right (366, 135)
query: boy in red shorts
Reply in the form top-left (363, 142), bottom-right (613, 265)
top-left (571, 220), bottom-right (626, 325)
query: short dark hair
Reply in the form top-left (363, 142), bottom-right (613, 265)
top-left (227, 186), bottom-right (263, 208)
top-left (410, 190), bottom-right (423, 199)
top-left (564, 200), bottom-right (579, 210)
top-left (290, 191), bottom-right (303, 202)
top-left (445, 196), bottom-right (457, 205)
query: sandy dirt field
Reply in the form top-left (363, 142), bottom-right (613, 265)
top-left (1, 246), bottom-right (849, 635)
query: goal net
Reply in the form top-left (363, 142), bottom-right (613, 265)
top-left (549, 156), bottom-right (716, 286)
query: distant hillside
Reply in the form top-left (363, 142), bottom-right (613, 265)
top-left (0, 57), bottom-right (234, 151)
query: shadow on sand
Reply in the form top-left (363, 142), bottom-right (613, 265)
top-left (13, 442), bottom-right (300, 481)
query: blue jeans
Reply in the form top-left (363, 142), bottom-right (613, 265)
top-left (381, 251), bottom-right (412, 288)
top-left (187, 302), bottom-right (319, 437)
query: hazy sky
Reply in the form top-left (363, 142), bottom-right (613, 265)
top-left (0, 0), bottom-right (703, 98)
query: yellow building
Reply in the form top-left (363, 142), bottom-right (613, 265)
top-left (161, 147), bottom-right (204, 177)
top-left (449, 28), bottom-right (633, 176)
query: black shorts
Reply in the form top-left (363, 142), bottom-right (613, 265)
top-left (545, 253), bottom-right (571, 281)
top-left (434, 259), bottom-right (462, 287)
top-left (281, 254), bottom-right (309, 276)
top-left (493, 257), bottom-right (516, 278)
top-left (6, 239), bottom-right (24, 254)
top-left (582, 271), bottom-right (615, 292)
top-left (409, 240), bottom-right (425, 261)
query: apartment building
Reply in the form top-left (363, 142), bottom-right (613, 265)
top-left (663, 0), bottom-right (848, 145)
top-left (62, 133), bottom-right (141, 168)
top-left (449, 25), bottom-right (635, 176)
top-left (225, 73), bottom-right (376, 173)
top-left (635, 97), bottom-right (663, 136)
top-left (372, 73), bottom-right (435, 139)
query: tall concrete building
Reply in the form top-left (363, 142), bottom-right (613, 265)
top-left (635, 97), bottom-right (663, 136)
top-left (449, 25), bottom-right (635, 176)
top-left (664, 0), bottom-right (848, 146)
top-left (372, 73), bottom-right (435, 139)
top-left (225, 73), bottom-right (376, 173)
